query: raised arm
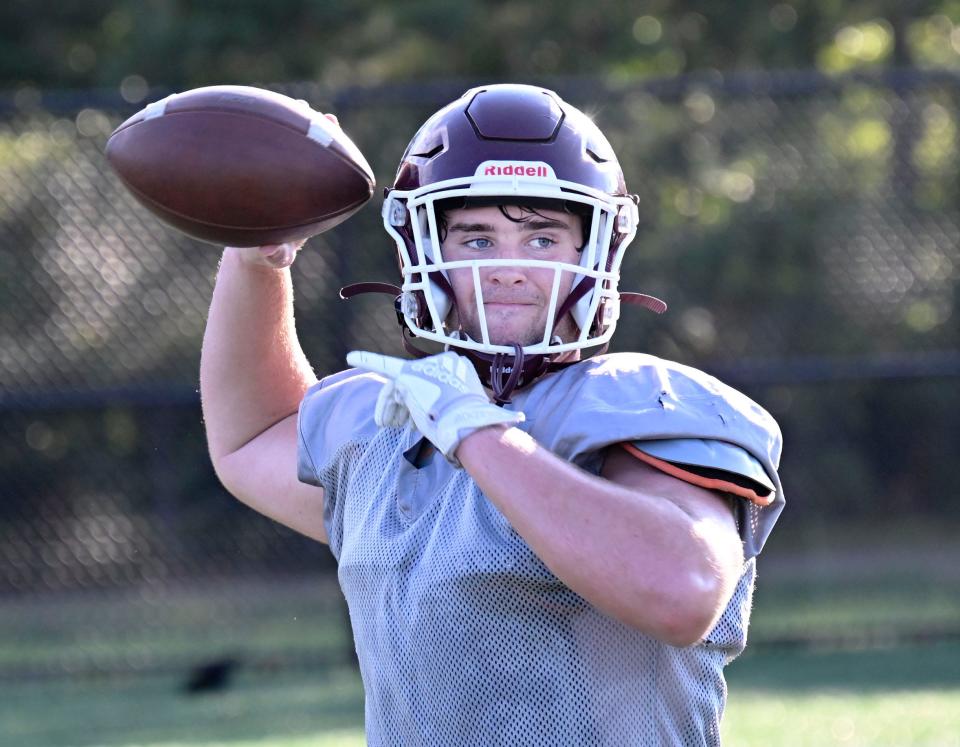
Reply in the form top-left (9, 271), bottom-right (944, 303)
top-left (199, 245), bottom-right (327, 542)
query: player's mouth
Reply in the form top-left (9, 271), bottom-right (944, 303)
top-left (483, 296), bottom-right (539, 307)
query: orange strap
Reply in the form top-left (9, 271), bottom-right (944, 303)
top-left (621, 443), bottom-right (775, 507)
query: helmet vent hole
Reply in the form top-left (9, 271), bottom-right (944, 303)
top-left (586, 148), bottom-right (609, 164)
top-left (413, 144), bottom-right (444, 160)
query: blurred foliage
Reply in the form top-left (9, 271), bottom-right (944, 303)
top-left (1, 71), bottom-right (959, 596)
top-left (4, 1), bottom-right (960, 94)
top-left (1, 4), bottom-right (959, 594)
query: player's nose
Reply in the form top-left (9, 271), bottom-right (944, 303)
top-left (486, 264), bottom-right (527, 286)
top-left (485, 242), bottom-right (528, 285)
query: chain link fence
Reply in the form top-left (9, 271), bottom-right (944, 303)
top-left (1, 72), bottom-right (958, 677)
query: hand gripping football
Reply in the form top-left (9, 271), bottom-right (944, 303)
top-left (105, 85), bottom-right (375, 247)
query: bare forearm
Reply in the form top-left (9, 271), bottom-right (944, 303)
top-left (457, 425), bottom-right (741, 645)
top-left (200, 249), bottom-right (317, 461)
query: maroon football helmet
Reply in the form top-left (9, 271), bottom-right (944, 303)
top-left (348, 84), bottom-right (664, 401)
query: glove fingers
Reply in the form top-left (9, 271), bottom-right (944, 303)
top-left (375, 381), bottom-right (410, 428)
top-left (374, 382), bottom-right (396, 427)
top-left (384, 399), bottom-right (410, 428)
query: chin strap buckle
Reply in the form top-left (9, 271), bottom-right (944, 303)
top-left (384, 196), bottom-right (407, 227)
top-left (616, 203), bottom-right (639, 234)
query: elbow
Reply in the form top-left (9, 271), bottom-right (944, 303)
top-left (651, 525), bottom-right (745, 647)
top-left (206, 444), bottom-right (229, 489)
top-left (209, 449), bottom-right (245, 501)
top-left (623, 562), bottom-right (735, 648)
top-left (210, 459), bottom-right (231, 495)
top-left (654, 574), bottom-right (727, 647)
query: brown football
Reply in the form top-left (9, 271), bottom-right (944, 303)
top-left (105, 85), bottom-right (375, 247)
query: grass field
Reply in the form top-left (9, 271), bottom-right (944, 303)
top-left (2, 644), bottom-right (958, 746)
top-left (722, 643), bottom-right (960, 746)
top-left (2, 525), bottom-right (958, 746)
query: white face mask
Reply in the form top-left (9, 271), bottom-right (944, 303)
top-left (382, 163), bottom-right (640, 358)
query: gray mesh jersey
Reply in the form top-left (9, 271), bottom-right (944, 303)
top-left (298, 352), bottom-right (784, 746)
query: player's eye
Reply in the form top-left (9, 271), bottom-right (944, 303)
top-left (528, 236), bottom-right (558, 251)
top-left (464, 237), bottom-right (493, 251)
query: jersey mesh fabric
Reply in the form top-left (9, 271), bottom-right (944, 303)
top-left (298, 353), bottom-right (784, 746)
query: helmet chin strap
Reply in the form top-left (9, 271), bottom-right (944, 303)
top-left (468, 344), bottom-right (551, 405)
top-left (491, 344), bottom-right (530, 404)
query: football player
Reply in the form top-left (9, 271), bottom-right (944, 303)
top-left (200, 84), bottom-right (784, 746)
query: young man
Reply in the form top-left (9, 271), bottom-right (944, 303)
top-left (200, 84), bottom-right (784, 746)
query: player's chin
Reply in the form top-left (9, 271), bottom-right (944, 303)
top-left (485, 313), bottom-right (578, 349)
top-left (488, 325), bottom-right (548, 348)
top-left (460, 324), bottom-right (539, 348)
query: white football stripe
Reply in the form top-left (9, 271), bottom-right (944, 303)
top-left (143, 96), bottom-right (171, 120)
top-left (306, 118), bottom-right (334, 146)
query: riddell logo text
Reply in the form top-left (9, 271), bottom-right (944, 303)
top-left (483, 164), bottom-right (550, 177)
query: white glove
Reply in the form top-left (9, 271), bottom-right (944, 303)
top-left (229, 240), bottom-right (304, 269)
top-left (346, 350), bottom-right (525, 466)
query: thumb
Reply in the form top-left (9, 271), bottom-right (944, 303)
top-left (229, 241), bottom-right (305, 269)
top-left (257, 241), bottom-right (304, 268)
